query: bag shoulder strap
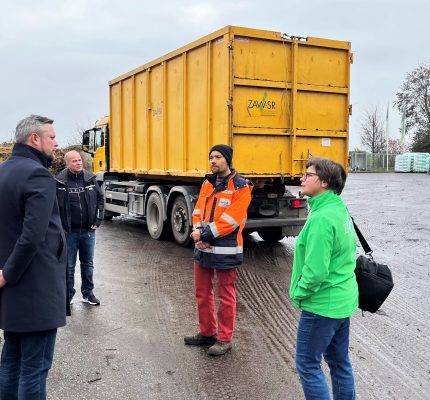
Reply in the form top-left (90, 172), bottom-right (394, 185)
top-left (351, 217), bottom-right (373, 255)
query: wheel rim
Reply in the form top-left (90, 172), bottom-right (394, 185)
top-left (173, 205), bottom-right (187, 234)
top-left (171, 197), bottom-right (192, 246)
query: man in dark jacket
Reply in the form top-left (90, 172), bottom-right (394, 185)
top-left (56, 150), bottom-right (104, 305)
top-left (0, 115), bottom-right (68, 400)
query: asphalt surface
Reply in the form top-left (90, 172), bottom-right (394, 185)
top-left (2, 172), bottom-right (430, 399)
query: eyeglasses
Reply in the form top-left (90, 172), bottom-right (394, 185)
top-left (302, 172), bottom-right (319, 180)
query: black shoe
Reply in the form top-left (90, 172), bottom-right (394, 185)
top-left (207, 340), bottom-right (232, 356)
top-left (184, 333), bottom-right (217, 346)
top-left (82, 295), bottom-right (100, 305)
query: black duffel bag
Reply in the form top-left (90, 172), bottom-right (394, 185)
top-left (355, 255), bottom-right (394, 313)
top-left (352, 219), bottom-right (394, 313)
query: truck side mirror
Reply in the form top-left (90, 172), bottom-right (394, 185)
top-left (82, 129), bottom-right (94, 154)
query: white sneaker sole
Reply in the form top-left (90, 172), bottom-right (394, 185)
top-left (81, 298), bottom-right (100, 305)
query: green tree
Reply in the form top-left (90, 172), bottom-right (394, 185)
top-left (395, 63), bottom-right (430, 152)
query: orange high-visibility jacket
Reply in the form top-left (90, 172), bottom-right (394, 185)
top-left (193, 169), bottom-right (252, 269)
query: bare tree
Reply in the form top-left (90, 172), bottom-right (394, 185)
top-left (360, 106), bottom-right (386, 154)
top-left (66, 122), bottom-right (93, 147)
top-left (395, 63), bottom-right (430, 152)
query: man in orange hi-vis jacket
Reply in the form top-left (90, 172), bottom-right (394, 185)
top-left (184, 144), bottom-right (252, 356)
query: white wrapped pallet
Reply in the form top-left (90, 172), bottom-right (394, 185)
top-left (412, 153), bottom-right (430, 172)
top-left (395, 153), bottom-right (413, 172)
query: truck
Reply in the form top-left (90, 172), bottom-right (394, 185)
top-left (82, 25), bottom-right (352, 247)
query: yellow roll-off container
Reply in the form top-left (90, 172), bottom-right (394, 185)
top-left (106, 25), bottom-right (351, 178)
top-left (83, 26), bottom-right (352, 246)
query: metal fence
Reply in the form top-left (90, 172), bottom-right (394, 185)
top-left (349, 152), bottom-right (396, 172)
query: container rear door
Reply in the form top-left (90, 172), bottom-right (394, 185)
top-left (231, 30), bottom-right (351, 177)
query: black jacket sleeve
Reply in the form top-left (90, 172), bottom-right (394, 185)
top-left (95, 179), bottom-right (104, 226)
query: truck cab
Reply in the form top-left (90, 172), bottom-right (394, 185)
top-left (82, 116), bottom-right (109, 174)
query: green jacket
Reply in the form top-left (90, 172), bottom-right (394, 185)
top-left (289, 190), bottom-right (358, 318)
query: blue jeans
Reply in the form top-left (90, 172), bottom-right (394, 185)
top-left (66, 230), bottom-right (96, 299)
top-left (0, 329), bottom-right (57, 400)
top-left (296, 311), bottom-right (355, 400)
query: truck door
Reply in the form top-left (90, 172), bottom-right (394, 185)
top-left (83, 125), bottom-right (107, 173)
top-left (93, 126), bottom-right (106, 173)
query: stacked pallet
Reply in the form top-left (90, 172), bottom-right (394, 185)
top-left (395, 152), bottom-right (430, 173)
top-left (394, 153), bottom-right (414, 172)
top-left (412, 153), bottom-right (430, 172)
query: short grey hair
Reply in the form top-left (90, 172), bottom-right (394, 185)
top-left (15, 115), bottom-right (54, 144)
top-left (64, 150), bottom-right (81, 163)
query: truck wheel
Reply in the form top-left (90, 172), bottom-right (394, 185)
top-left (146, 192), bottom-right (168, 240)
top-left (257, 228), bottom-right (284, 243)
top-left (171, 195), bottom-right (193, 247)
top-left (103, 212), bottom-right (115, 221)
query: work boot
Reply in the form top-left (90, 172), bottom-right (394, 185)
top-left (207, 340), bottom-right (232, 356)
top-left (184, 333), bottom-right (217, 346)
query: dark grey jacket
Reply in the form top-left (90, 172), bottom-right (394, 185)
top-left (0, 144), bottom-right (69, 332)
top-left (56, 168), bottom-right (104, 232)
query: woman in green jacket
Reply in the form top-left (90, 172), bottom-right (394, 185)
top-left (290, 157), bottom-right (357, 400)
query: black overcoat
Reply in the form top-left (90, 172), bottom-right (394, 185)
top-left (0, 143), bottom-right (69, 332)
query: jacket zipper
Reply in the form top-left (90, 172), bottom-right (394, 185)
top-left (202, 197), bottom-right (210, 221)
top-left (209, 198), bottom-right (218, 222)
top-left (75, 174), bottom-right (83, 232)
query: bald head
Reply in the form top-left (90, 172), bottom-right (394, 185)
top-left (65, 150), bottom-right (83, 174)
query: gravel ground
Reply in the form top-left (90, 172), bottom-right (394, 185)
top-left (1, 172), bottom-right (429, 399)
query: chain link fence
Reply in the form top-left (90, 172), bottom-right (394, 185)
top-left (349, 151), bottom-right (396, 172)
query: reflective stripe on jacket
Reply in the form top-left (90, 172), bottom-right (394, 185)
top-left (193, 169), bottom-right (252, 269)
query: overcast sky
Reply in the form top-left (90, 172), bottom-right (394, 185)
top-left (1, 0), bottom-right (429, 149)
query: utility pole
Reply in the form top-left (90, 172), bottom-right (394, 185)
top-left (386, 103), bottom-right (389, 172)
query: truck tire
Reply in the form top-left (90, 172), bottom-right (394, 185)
top-left (146, 192), bottom-right (169, 240)
top-left (257, 228), bottom-right (284, 243)
top-left (103, 212), bottom-right (115, 221)
top-left (170, 195), bottom-right (193, 247)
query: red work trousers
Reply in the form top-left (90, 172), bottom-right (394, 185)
top-left (194, 261), bottom-right (237, 342)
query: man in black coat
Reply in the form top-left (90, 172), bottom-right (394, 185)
top-left (0, 115), bottom-right (69, 400)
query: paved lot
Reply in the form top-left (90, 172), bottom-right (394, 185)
top-left (2, 172), bottom-right (430, 399)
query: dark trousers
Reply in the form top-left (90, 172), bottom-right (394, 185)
top-left (0, 329), bottom-right (57, 400)
top-left (66, 230), bottom-right (96, 299)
